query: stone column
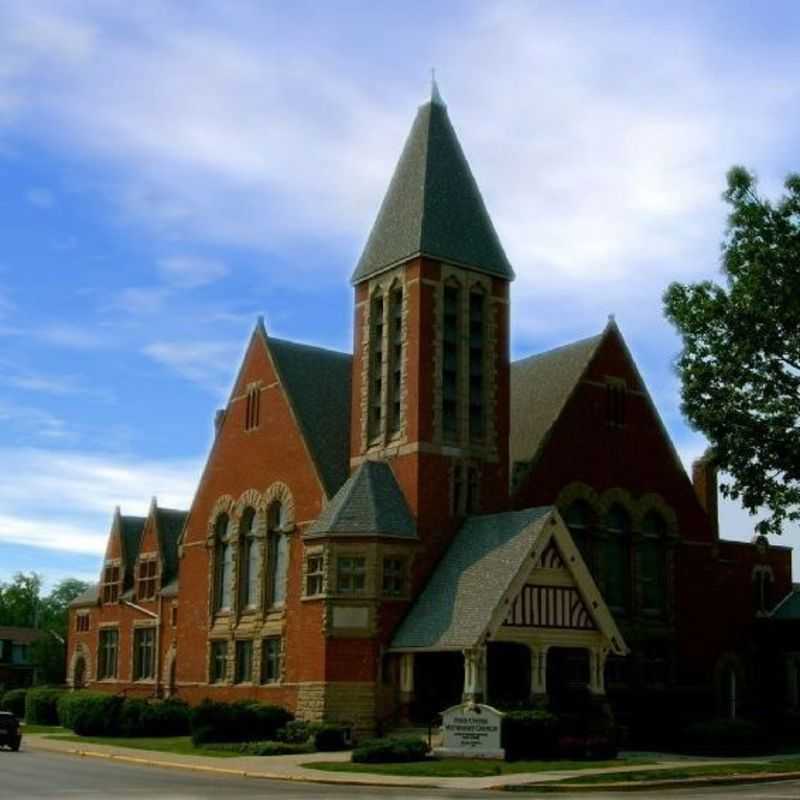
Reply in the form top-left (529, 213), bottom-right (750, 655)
top-left (588, 647), bottom-right (607, 695)
top-left (462, 648), bottom-right (482, 703)
top-left (529, 644), bottom-right (548, 706)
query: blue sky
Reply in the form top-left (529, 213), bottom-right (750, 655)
top-left (1, 1), bottom-right (799, 588)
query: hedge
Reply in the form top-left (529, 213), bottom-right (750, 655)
top-left (0, 688), bottom-right (27, 718)
top-left (117, 698), bottom-right (190, 737)
top-left (277, 720), bottom-right (324, 744)
top-left (190, 700), bottom-right (293, 746)
top-left (501, 709), bottom-right (559, 761)
top-left (205, 740), bottom-right (314, 756)
top-left (70, 693), bottom-right (124, 736)
top-left (681, 718), bottom-right (771, 756)
top-left (352, 736), bottom-right (428, 763)
top-left (25, 687), bottom-right (66, 725)
top-left (57, 692), bottom-right (111, 730)
top-left (314, 724), bottom-right (351, 752)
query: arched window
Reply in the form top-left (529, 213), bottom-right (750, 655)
top-left (214, 513), bottom-right (233, 612)
top-left (752, 567), bottom-right (774, 615)
top-left (267, 502), bottom-right (289, 608)
top-left (73, 656), bottom-right (86, 688)
top-left (640, 511), bottom-right (667, 615)
top-left (564, 500), bottom-right (594, 574)
top-left (601, 505), bottom-right (630, 614)
top-left (239, 507), bottom-right (260, 610)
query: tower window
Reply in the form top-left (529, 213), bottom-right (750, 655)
top-left (245, 385), bottom-right (261, 431)
top-left (468, 288), bottom-right (486, 442)
top-left (337, 556), bottom-right (366, 593)
top-left (442, 283), bottom-right (461, 440)
top-left (388, 285), bottom-right (404, 434)
top-left (368, 292), bottom-right (385, 440)
top-left (305, 554), bottom-right (324, 596)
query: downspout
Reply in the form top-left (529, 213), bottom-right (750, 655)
top-left (121, 599), bottom-right (160, 698)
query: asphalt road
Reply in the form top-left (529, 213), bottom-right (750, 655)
top-left (4, 748), bottom-right (800, 799)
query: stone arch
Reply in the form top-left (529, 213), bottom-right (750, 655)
top-left (597, 488), bottom-right (637, 523)
top-left (263, 482), bottom-right (295, 531)
top-left (206, 495), bottom-right (235, 545)
top-left (636, 493), bottom-right (679, 538)
top-left (68, 642), bottom-right (92, 688)
top-left (556, 482), bottom-right (602, 519)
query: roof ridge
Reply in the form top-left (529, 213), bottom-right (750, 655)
top-left (513, 332), bottom-right (604, 366)
top-left (268, 336), bottom-right (352, 360)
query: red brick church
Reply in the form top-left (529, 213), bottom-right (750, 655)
top-left (68, 85), bottom-right (799, 738)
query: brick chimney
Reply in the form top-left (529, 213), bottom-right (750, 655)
top-left (692, 449), bottom-right (719, 540)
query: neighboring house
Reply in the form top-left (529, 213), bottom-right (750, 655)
top-left (0, 627), bottom-right (45, 689)
top-left (67, 84), bottom-right (795, 738)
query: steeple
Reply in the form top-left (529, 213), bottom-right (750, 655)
top-left (351, 87), bottom-right (514, 284)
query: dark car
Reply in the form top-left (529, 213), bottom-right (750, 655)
top-left (0, 711), bottom-right (21, 751)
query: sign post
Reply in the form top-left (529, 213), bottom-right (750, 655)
top-left (434, 703), bottom-right (505, 760)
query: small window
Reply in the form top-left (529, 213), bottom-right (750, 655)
top-left (235, 640), bottom-right (253, 683)
top-left (98, 629), bottom-right (119, 679)
top-left (606, 380), bottom-right (626, 426)
top-left (382, 557), bottom-right (406, 597)
top-left (170, 605), bottom-right (178, 627)
top-left (133, 627), bottom-right (156, 681)
top-left (101, 562), bottom-right (120, 604)
top-left (261, 637), bottom-right (281, 684)
top-left (337, 556), bottom-right (366, 594)
top-left (76, 613), bottom-right (90, 633)
top-left (137, 558), bottom-right (158, 601)
top-left (305, 555), bottom-right (324, 596)
top-left (245, 385), bottom-right (261, 431)
top-left (209, 640), bottom-right (228, 683)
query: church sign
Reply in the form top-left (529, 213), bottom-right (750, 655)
top-left (435, 703), bottom-right (505, 759)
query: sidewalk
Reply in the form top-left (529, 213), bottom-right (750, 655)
top-left (23, 734), bottom-right (789, 791)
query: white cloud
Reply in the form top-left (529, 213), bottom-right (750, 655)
top-left (0, 447), bottom-right (201, 560)
top-left (0, 400), bottom-right (74, 441)
top-left (143, 339), bottom-right (242, 390)
top-left (37, 323), bottom-right (107, 349)
top-left (158, 256), bottom-right (228, 289)
top-left (115, 286), bottom-right (169, 315)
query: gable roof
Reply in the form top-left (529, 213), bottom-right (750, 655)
top-left (155, 507), bottom-right (188, 585)
top-left (391, 506), bottom-right (627, 654)
top-left (306, 460), bottom-right (416, 539)
top-left (510, 332), bottom-right (604, 475)
top-left (266, 333), bottom-right (352, 498)
top-left (69, 584), bottom-right (99, 608)
top-left (352, 88), bottom-right (513, 284)
top-left (119, 513), bottom-right (146, 590)
top-left (391, 508), bottom-right (551, 650)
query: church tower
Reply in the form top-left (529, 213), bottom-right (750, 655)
top-left (350, 84), bottom-right (514, 574)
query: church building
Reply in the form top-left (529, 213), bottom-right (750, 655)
top-left (68, 85), bottom-right (798, 739)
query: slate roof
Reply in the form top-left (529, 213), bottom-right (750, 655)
top-left (510, 333), bottom-right (604, 481)
top-left (119, 515), bottom-right (146, 590)
top-left (771, 584), bottom-right (800, 620)
top-left (352, 87), bottom-right (513, 284)
top-left (391, 507), bottom-right (552, 650)
top-left (69, 585), bottom-right (99, 608)
top-left (267, 335), bottom-right (352, 498)
top-left (0, 626), bottom-right (47, 644)
top-left (155, 507), bottom-right (187, 585)
top-left (306, 460), bottom-right (417, 539)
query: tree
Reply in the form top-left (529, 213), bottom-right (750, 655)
top-left (664, 166), bottom-right (800, 536)
top-left (0, 573), bottom-right (42, 627)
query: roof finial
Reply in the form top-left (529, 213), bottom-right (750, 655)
top-left (430, 69), bottom-right (445, 107)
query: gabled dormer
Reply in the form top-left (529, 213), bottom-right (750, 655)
top-left (133, 497), bottom-right (188, 603)
top-left (100, 507), bottom-right (145, 605)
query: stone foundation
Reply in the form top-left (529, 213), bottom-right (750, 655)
top-left (296, 681), bottom-right (377, 737)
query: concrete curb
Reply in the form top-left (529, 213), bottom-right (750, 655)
top-left (23, 738), bottom-right (439, 790)
top-left (512, 771), bottom-right (800, 793)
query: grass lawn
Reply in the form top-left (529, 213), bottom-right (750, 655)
top-left (526, 758), bottom-right (800, 788)
top-left (21, 724), bottom-right (67, 735)
top-left (45, 734), bottom-right (239, 759)
top-left (305, 756), bottom-right (652, 778)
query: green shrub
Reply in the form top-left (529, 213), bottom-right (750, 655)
top-left (25, 687), bottom-right (65, 725)
top-left (204, 740), bottom-right (314, 756)
top-left (502, 709), bottom-right (559, 761)
top-left (352, 736), bottom-right (428, 763)
top-left (118, 698), bottom-right (190, 737)
top-left (0, 688), bottom-right (27, 718)
top-left (57, 692), bottom-right (110, 730)
top-left (314, 724), bottom-right (351, 752)
top-left (189, 700), bottom-right (293, 745)
top-left (71, 694), bottom-right (124, 736)
top-left (682, 718), bottom-right (771, 756)
top-left (278, 719), bottom-right (323, 744)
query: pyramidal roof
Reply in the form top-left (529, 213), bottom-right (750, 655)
top-left (352, 83), bottom-right (514, 284)
top-left (305, 460), bottom-right (417, 539)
